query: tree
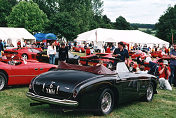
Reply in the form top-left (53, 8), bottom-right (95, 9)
top-left (92, 0), bottom-right (104, 16)
top-left (0, 0), bottom-right (17, 27)
top-left (114, 16), bottom-right (132, 30)
top-left (7, 1), bottom-right (48, 33)
top-left (47, 12), bottom-right (79, 41)
top-left (32, 0), bottom-right (59, 18)
top-left (155, 5), bottom-right (176, 43)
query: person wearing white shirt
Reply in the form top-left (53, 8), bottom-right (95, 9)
top-left (145, 54), bottom-right (152, 63)
top-left (47, 42), bottom-right (56, 64)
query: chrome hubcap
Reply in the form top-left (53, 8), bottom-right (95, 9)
top-left (0, 75), bottom-right (5, 90)
top-left (147, 85), bottom-right (153, 101)
top-left (101, 92), bottom-right (112, 113)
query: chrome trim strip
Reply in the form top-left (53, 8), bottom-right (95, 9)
top-left (26, 92), bottom-right (78, 107)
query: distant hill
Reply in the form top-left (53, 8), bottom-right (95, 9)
top-left (131, 23), bottom-right (155, 29)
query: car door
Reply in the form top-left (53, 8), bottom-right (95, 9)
top-left (28, 62), bottom-right (48, 76)
top-left (116, 62), bottom-right (140, 102)
top-left (118, 72), bottom-right (139, 102)
top-left (10, 61), bottom-right (33, 85)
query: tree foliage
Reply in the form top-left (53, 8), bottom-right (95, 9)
top-left (47, 12), bottom-right (79, 40)
top-left (0, 0), bottom-right (17, 27)
top-left (114, 16), bottom-right (132, 30)
top-left (7, 1), bottom-right (48, 33)
top-left (155, 5), bottom-right (176, 43)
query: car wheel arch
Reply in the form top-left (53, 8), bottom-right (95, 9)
top-left (0, 70), bottom-right (8, 89)
top-left (0, 69), bottom-right (8, 81)
top-left (97, 84), bottom-right (119, 107)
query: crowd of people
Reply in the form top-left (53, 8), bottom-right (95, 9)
top-left (1, 39), bottom-right (176, 91)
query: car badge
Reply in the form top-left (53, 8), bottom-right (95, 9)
top-left (50, 81), bottom-right (55, 88)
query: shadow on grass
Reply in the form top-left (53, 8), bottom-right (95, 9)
top-left (26, 100), bottom-right (143, 117)
top-left (5, 85), bottom-right (28, 90)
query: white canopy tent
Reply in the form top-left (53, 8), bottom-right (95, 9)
top-left (75, 28), bottom-right (170, 48)
top-left (0, 27), bottom-right (36, 48)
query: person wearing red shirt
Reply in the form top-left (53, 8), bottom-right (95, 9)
top-left (158, 60), bottom-right (172, 90)
top-left (86, 47), bottom-right (91, 56)
top-left (106, 45), bottom-right (111, 53)
top-left (17, 41), bottom-right (21, 48)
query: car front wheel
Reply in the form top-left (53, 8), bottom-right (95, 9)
top-left (0, 72), bottom-right (7, 91)
top-left (96, 88), bottom-right (114, 115)
top-left (143, 83), bottom-right (154, 102)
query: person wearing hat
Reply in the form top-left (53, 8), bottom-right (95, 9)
top-left (112, 41), bottom-right (129, 68)
top-left (158, 60), bottom-right (172, 90)
top-left (58, 43), bottom-right (68, 65)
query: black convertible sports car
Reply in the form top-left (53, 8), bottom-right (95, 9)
top-left (26, 62), bottom-right (157, 115)
top-left (36, 51), bottom-right (80, 65)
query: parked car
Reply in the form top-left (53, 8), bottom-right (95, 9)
top-left (72, 45), bottom-right (85, 53)
top-left (140, 56), bottom-right (171, 71)
top-left (150, 51), bottom-right (167, 58)
top-left (36, 51), bottom-right (80, 65)
top-left (3, 47), bottom-right (41, 60)
top-left (0, 56), bottom-right (57, 90)
top-left (131, 50), bottom-right (147, 60)
top-left (80, 53), bottom-right (115, 69)
top-left (27, 61), bottom-right (157, 115)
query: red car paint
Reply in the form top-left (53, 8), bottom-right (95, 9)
top-left (3, 47), bottom-right (41, 60)
top-left (131, 50), bottom-right (147, 60)
top-left (150, 51), bottom-right (167, 58)
top-left (0, 58), bottom-right (57, 86)
top-left (73, 45), bottom-right (85, 53)
top-left (80, 53), bottom-right (114, 67)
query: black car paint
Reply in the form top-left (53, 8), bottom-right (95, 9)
top-left (28, 69), bottom-right (157, 109)
top-left (36, 51), bottom-right (80, 64)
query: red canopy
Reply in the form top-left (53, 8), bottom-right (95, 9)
top-left (58, 62), bottom-right (115, 75)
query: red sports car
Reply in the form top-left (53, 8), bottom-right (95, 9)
top-left (80, 53), bottom-right (138, 70)
top-left (73, 45), bottom-right (85, 53)
top-left (131, 50), bottom-right (147, 60)
top-left (0, 56), bottom-right (57, 90)
top-left (150, 50), bottom-right (167, 58)
top-left (3, 47), bottom-right (41, 60)
top-left (80, 53), bottom-right (115, 69)
top-left (140, 56), bottom-right (171, 71)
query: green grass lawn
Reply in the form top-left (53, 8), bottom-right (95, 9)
top-left (0, 86), bottom-right (176, 118)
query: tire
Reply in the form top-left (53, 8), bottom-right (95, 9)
top-left (0, 72), bottom-right (7, 91)
top-left (143, 83), bottom-right (154, 102)
top-left (107, 62), bottom-right (113, 70)
top-left (95, 88), bottom-right (114, 115)
top-left (22, 54), bottom-right (28, 60)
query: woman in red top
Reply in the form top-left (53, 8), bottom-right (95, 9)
top-left (86, 47), bottom-right (91, 56)
top-left (106, 45), bottom-right (111, 53)
top-left (158, 60), bottom-right (172, 90)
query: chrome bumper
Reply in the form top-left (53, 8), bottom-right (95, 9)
top-left (26, 92), bottom-right (78, 107)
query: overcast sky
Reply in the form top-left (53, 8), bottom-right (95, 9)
top-left (102, 0), bottom-right (176, 24)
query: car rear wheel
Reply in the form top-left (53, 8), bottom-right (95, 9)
top-left (22, 54), bottom-right (28, 60)
top-left (0, 72), bottom-right (7, 91)
top-left (96, 88), bottom-right (114, 115)
top-left (143, 83), bottom-right (154, 102)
